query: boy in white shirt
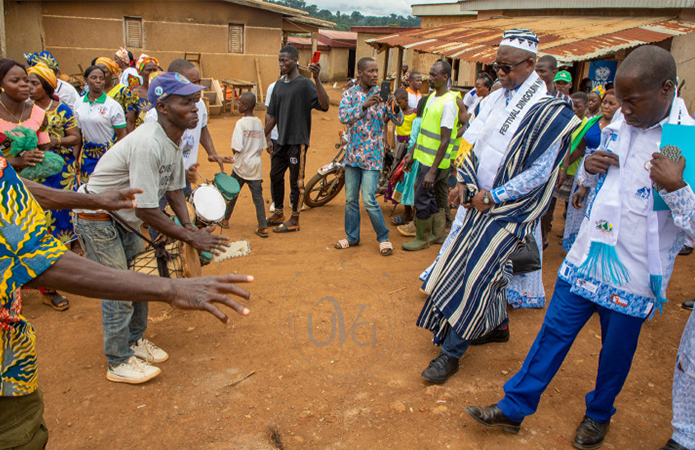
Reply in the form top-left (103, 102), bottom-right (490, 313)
top-left (222, 92), bottom-right (268, 237)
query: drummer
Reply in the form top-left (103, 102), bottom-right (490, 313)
top-left (74, 72), bottom-right (231, 385)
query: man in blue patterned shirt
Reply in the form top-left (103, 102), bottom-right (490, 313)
top-left (334, 57), bottom-right (403, 256)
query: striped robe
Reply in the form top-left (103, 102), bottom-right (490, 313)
top-left (417, 98), bottom-right (581, 343)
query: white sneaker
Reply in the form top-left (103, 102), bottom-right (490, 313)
top-left (130, 338), bottom-right (169, 363)
top-left (107, 356), bottom-right (161, 384)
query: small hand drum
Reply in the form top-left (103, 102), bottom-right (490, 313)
top-left (214, 172), bottom-right (241, 201)
top-left (191, 184), bottom-right (226, 224)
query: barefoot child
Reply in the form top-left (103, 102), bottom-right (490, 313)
top-left (222, 92), bottom-right (269, 237)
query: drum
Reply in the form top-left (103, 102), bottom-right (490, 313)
top-left (191, 183), bottom-right (226, 224)
top-left (129, 242), bottom-right (185, 279)
top-left (213, 172), bottom-right (241, 201)
top-left (172, 202), bottom-right (197, 227)
top-left (180, 241), bottom-right (202, 278)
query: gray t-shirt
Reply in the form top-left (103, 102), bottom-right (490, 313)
top-left (78, 121), bottom-right (186, 228)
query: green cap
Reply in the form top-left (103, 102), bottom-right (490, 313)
top-left (554, 70), bottom-right (572, 84)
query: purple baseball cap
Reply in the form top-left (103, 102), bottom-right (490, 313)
top-left (148, 72), bottom-right (205, 106)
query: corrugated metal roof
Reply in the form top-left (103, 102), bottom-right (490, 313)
top-left (366, 16), bottom-right (695, 64)
top-left (455, 0), bottom-right (695, 10)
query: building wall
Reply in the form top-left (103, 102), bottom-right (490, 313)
top-left (4, 1), bottom-right (43, 64)
top-left (671, 9), bottom-right (695, 111)
top-left (297, 48), bottom-right (352, 82)
top-left (420, 15), bottom-right (476, 28)
top-left (4, 0), bottom-right (286, 94)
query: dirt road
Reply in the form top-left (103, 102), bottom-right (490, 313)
top-left (27, 104), bottom-right (694, 449)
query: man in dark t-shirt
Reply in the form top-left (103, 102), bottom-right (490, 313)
top-left (265, 45), bottom-right (329, 233)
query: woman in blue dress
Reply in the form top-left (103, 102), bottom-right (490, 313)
top-left (562, 89), bottom-right (620, 251)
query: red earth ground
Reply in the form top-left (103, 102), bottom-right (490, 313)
top-left (25, 90), bottom-right (694, 449)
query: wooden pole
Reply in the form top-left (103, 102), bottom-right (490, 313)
top-left (255, 57), bottom-right (264, 103)
top-left (282, 31), bottom-right (289, 47)
top-left (311, 32), bottom-right (318, 54)
top-left (395, 47), bottom-right (404, 90)
top-left (381, 46), bottom-right (391, 83)
top-left (0, 0), bottom-right (7, 58)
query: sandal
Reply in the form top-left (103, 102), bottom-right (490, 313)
top-left (273, 223), bottom-right (300, 233)
top-left (379, 241), bottom-right (393, 256)
top-left (43, 293), bottom-right (69, 311)
top-left (255, 228), bottom-right (269, 238)
top-left (391, 216), bottom-right (406, 226)
top-left (334, 239), bottom-right (359, 249)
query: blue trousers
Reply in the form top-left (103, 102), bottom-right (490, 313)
top-left (498, 278), bottom-right (645, 424)
top-left (442, 318), bottom-right (509, 359)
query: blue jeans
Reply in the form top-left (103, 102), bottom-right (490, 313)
top-left (344, 165), bottom-right (389, 243)
top-left (74, 217), bottom-right (147, 367)
top-left (498, 278), bottom-right (644, 424)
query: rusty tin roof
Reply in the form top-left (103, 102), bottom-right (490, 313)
top-left (366, 16), bottom-right (695, 63)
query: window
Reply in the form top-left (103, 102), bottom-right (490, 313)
top-left (124, 17), bottom-right (143, 48)
top-left (228, 23), bottom-right (244, 54)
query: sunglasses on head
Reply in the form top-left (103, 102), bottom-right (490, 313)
top-left (491, 58), bottom-right (530, 74)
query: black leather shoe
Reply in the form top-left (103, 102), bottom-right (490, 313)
top-left (471, 325), bottom-right (510, 346)
top-left (660, 438), bottom-right (689, 450)
top-left (679, 245), bottom-right (693, 256)
top-left (683, 300), bottom-right (694, 311)
top-left (573, 416), bottom-right (610, 449)
top-left (421, 353), bottom-right (459, 384)
top-left (466, 404), bottom-right (521, 434)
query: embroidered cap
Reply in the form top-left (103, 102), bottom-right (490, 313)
top-left (499, 28), bottom-right (539, 54)
top-left (148, 72), bottom-right (204, 107)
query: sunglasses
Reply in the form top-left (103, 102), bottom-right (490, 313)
top-left (491, 58), bottom-right (530, 74)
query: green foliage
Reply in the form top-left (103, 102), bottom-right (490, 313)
top-left (268, 0), bottom-right (420, 31)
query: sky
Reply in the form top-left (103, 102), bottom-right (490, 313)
top-left (314, 0), bottom-right (447, 17)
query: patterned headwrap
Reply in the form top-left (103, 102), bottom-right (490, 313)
top-left (591, 85), bottom-right (606, 99)
top-left (114, 47), bottom-right (130, 65)
top-left (27, 62), bottom-right (57, 89)
top-left (148, 71), bottom-right (164, 83)
top-left (23, 51), bottom-right (59, 71)
top-left (95, 57), bottom-right (120, 75)
top-left (500, 28), bottom-right (539, 54)
top-left (136, 54), bottom-right (159, 74)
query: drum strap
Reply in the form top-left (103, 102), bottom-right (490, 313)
top-left (83, 186), bottom-right (173, 278)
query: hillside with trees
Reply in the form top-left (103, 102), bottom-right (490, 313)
top-left (268, 0), bottom-right (420, 30)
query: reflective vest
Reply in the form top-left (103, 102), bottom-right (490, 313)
top-left (414, 91), bottom-right (459, 169)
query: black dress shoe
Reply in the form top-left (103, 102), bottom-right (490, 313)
top-left (466, 404), bottom-right (521, 434)
top-left (471, 325), bottom-right (510, 346)
top-left (679, 245), bottom-right (693, 256)
top-left (660, 438), bottom-right (689, 450)
top-left (421, 353), bottom-right (459, 384)
top-left (683, 300), bottom-right (694, 311)
top-left (573, 416), bottom-right (610, 449)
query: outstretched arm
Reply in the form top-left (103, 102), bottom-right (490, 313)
top-left (24, 178), bottom-right (141, 211)
top-left (28, 251), bottom-right (252, 323)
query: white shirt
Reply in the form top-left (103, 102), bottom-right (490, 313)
top-left (74, 92), bottom-right (126, 143)
top-left (266, 81), bottom-right (279, 141)
top-left (120, 67), bottom-right (142, 88)
top-left (55, 79), bottom-right (79, 111)
top-left (231, 116), bottom-right (267, 180)
top-left (463, 89), bottom-right (478, 109)
top-left (407, 89), bottom-right (422, 110)
top-left (144, 98), bottom-right (208, 170)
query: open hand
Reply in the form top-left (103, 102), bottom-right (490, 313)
top-left (169, 274), bottom-right (253, 323)
top-left (650, 152), bottom-right (687, 192)
top-left (21, 149), bottom-right (44, 167)
top-left (187, 225), bottom-right (230, 254)
top-left (584, 150), bottom-right (619, 175)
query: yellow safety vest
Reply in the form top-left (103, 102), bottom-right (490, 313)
top-left (413, 91), bottom-right (459, 169)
